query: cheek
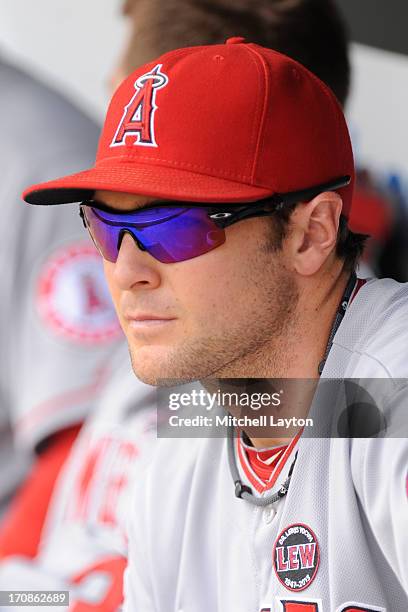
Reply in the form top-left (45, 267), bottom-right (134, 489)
top-left (170, 237), bottom-right (265, 322)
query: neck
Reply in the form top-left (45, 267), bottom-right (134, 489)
top-left (214, 264), bottom-right (352, 448)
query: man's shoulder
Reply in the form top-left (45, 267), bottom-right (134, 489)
top-left (353, 278), bottom-right (408, 346)
top-left (333, 277), bottom-right (408, 377)
top-left (354, 276), bottom-right (408, 308)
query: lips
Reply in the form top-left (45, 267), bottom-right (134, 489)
top-left (123, 312), bottom-right (177, 332)
top-left (124, 313), bottom-right (176, 322)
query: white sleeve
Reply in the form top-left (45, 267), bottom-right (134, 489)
top-left (351, 388), bottom-right (408, 591)
top-left (123, 475), bottom-right (157, 612)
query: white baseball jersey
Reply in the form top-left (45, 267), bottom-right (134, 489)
top-left (0, 344), bottom-right (157, 611)
top-left (0, 60), bottom-right (123, 508)
top-left (124, 277), bottom-right (408, 612)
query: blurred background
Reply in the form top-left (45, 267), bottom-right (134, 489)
top-left (0, 0), bottom-right (124, 118)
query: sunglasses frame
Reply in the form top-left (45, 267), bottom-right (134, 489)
top-left (79, 175), bottom-right (351, 260)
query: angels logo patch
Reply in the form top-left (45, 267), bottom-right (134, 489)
top-left (273, 524), bottom-right (320, 592)
top-left (111, 64), bottom-right (169, 148)
top-left (37, 241), bottom-right (122, 344)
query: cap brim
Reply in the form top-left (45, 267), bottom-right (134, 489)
top-left (23, 162), bottom-right (272, 205)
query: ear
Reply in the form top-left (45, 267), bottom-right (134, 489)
top-left (289, 191), bottom-right (343, 276)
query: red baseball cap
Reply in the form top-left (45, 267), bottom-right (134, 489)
top-left (23, 37), bottom-right (354, 215)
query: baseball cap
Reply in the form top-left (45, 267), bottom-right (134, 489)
top-left (23, 37), bottom-right (354, 215)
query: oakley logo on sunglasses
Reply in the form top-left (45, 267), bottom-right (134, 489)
top-left (209, 212), bottom-right (233, 219)
top-left (111, 64), bottom-right (169, 149)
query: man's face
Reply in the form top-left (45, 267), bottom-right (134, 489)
top-left (97, 190), bottom-right (298, 385)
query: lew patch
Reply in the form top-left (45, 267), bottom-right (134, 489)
top-left (111, 64), bottom-right (169, 148)
top-left (273, 524), bottom-right (320, 592)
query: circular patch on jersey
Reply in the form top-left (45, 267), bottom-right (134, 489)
top-left (273, 523), bottom-right (320, 592)
top-left (36, 241), bottom-right (122, 344)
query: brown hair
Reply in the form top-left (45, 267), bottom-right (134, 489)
top-left (122, 0), bottom-right (350, 105)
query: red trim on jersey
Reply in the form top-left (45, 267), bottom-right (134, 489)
top-left (243, 443), bottom-right (287, 482)
top-left (0, 425), bottom-right (81, 559)
top-left (237, 430), bottom-right (302, 494)
top-left (350, 278), bottom-right (367, 304)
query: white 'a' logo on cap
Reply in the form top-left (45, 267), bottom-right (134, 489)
top-left (110, 64), bottom-right (169, 148)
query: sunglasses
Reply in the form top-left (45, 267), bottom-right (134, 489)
top-left (79, 176), bottom-right (350, 264)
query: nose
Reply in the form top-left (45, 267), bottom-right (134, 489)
top-left (112, 231), bottom-right (161, 291)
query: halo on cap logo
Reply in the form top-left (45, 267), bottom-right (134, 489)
top-left (273, 523), bottom-right (320, 592)
top-left (111, 63), bottom-right (169, 148)
top-left (37, 242), bottom-right (122, 344)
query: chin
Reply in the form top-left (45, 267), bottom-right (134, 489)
top-left (128, 344), bottom-right (182, 387)
top-left (128, 343), bottom-right (206, 387)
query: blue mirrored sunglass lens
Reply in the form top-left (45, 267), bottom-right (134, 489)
top-left (83, 206), bottom-right (226, 263)
top-left (83, 207), bottom-right (120, 263)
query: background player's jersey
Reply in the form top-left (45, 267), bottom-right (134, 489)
top-left (0, 344), bottom-right (157, 611)
top-left (0, 60), bottom-right (123, 509)
top-left (124, 278), bottom-right (408, 612)
top-left (0, 415), bottom-right (27, 519)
